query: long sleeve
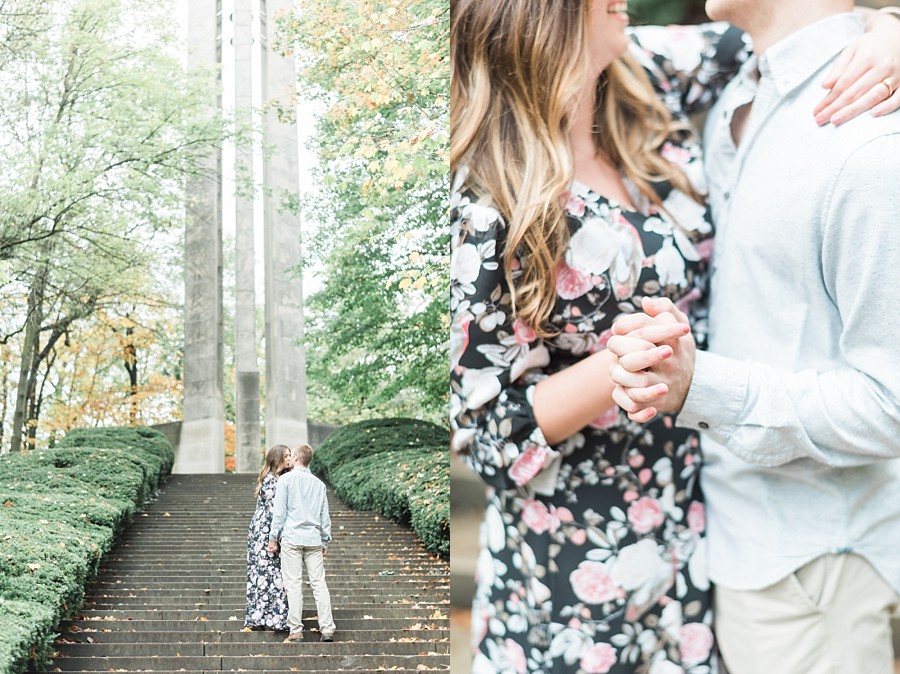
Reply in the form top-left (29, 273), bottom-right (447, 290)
top-left (449, 180), bottom-right (558, 493)
top-left (269, 476), bottom-right (287, 542)
top-left (678, 134), bottom-right (900, 467)
top-left (319, 488), bottom-right (332, 548)
top-left (629, 22), bottom-right (748, 115)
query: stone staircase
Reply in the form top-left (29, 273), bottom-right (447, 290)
top-left (40, 474), bottom-right (449, 672)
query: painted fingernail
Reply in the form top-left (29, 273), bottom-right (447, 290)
top-left (831, 115), bottom-right (843, 126)
top-left (659, 346), bottom-right (673, 357)
top-left (815, 115), bottom-right (828, 126)
top-left (655, 385), bottom-right (668, 396)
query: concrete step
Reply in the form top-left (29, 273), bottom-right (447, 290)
top-left (63, 618), bottom-right (448, 632)
top-left (48, 474), bottom-right (450, 672)
top-left (55, 640), bottom-right (449, 657)
top-left (46, 654), bottom-right (449, 671)
top-left (58, 629), bottom-right (449, 643)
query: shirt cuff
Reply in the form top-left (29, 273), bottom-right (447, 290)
top-left (676, 350), bottom-right (750, 442)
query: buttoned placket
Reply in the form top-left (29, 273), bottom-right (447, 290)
top-left (707, 61), bottom-right (780, 281)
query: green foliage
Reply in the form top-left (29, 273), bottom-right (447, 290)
top-left (311, 418), bottom-right (448, 558)
top-left (58, 425), bottom-right (175, 480)
top-left (0, 427), bottom-right (170, 673)
top-left (0, 601), bottom-right (56, 674)
top-left (275, 0), bottom-right (449, 425)
top-left (629, 0), bottom-right (708, 24)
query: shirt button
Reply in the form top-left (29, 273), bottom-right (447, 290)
top-left (698, 422), bottom-right (709, 430)
top-left (724, 191), bottom-right (731, 200)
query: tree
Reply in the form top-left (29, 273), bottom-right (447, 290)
top-left (275, 0), bottom-right (449, 425)
top-left (0, 0), bottom-right (228, 451)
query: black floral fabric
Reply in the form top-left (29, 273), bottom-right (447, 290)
top-left (450, 24), bottom-right (748, 674)
top-left (244, 473), bottom-right (289, 630)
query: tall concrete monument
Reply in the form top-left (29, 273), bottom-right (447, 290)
top-left (180, 0), bottom-right (308, 474)
top-left (261, 0), bottom-right (309, 449)
top-left (177, 0), bottom-right (226, 474)
top-left (233, 0), bottom-right (261, 473)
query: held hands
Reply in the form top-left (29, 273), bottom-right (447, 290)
top-left (815, 12), bottom-right (900, 125)
top-left (607, 297), bottom-right (696, 423)
top-left (267, 540), bottom-right (279, 554)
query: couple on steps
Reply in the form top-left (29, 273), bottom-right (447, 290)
top-left (243, 443), bottom-right (336, 642)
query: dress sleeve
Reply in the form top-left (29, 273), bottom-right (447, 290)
top-left (261, 475), bottom-right (277, 514)
top-left (450, 181), bottom-right (559, 494)
top-left (628, 22), bottom-right (748, 115)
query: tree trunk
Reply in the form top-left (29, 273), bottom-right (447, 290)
top-left (124, 323), bottom-right (138, 424)
top-left (10, 280), bottom-right (43, 452)
top-left (0, 366), bottom-right (8, 451)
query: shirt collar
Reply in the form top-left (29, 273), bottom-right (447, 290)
top-left (758, 13), bottom-right (863, 97)
top-left (293, 465), bottom-right (310, 473)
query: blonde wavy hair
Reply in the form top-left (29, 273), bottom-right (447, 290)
top-left (451, 0), bottom-right (702, 337)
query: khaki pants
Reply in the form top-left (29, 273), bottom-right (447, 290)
top-left (281, 543), bottom-right (335, 635)
top-left (715, 554), bottom-right (898, 674)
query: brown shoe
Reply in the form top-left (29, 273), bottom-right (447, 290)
top-left (283, 631), bottom-right (304, 643)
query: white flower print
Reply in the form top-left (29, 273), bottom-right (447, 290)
top-left (452, 242), bottom-right (483, 286)
top-left (464, 200), bottom-right (503, 232)
top-left (663, 190), bottom-right (710, 234)
top-left (654, 238), bottom-right (687, 287)
top-left (568, 217), bottom-right (620, 275)
top-left (609, 540), bottom-right (670, 592)
top-left (461, 367), bottom-right (503, 411)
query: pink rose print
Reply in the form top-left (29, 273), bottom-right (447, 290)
top-left (696, 237), bottom-right (714, 261)
top-left (508, 443), bottom-right (549, 486)
top-left (588, 405), bottom-right (619, 430)
top-left (570, 528), bottom-right (587, 545)
top-left (521, 499), bottom-right (552, 534)
top-left (505, 638), bottom-right (528, 674)
top-left (596, 329), bottom-right (613, 351)
top-left (580, 643), bottom-right (618, 674)
top-left (564, 192), bottom-right (586, 217)
top-left (570, 561), bottom-right (623, 604)
top-left (661, 141), bottom-right (692, 166)
top-left (627, 497), bottom-right (664, 534)
top-left (512, 318), bottom-right (537, 345)
top-left (687, 501), bottom-right (706, 535)
top-left (680, 622), bottom-right (714, 666)
top-left (556, 260), bottom-right (594, 300)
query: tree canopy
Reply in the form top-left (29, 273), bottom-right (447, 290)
top-left (275, 0), bottom-right (449, 425)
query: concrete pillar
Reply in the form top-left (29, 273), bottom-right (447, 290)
top-left (177, 0), bottom-right (225, 474)
top-left (260, 0), bottom-right (309, 448)
top-left (233, 0), bottom-right (261, 473)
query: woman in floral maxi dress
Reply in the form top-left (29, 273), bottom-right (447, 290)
top-left (450, 2), bottom-right (900, 672)
top-left (244, 444), bottom-right (293, 631)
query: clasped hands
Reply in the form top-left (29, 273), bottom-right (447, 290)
top-left (607, 297), bottom-right (696, 423)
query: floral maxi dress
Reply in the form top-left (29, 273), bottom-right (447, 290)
top-left (244, 473), bottom-right (289, 630)
top-left (450, 25), bottom-right (748, 674)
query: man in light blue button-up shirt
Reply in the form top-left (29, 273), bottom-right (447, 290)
top-left (607, 2), bottom-right (900, 672)
top-left (268, 444), bottom-right (335, 641)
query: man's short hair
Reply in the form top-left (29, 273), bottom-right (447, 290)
top-left (293, 443), bottom-right (313, 466)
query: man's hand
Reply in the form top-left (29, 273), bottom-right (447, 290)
top-left (267, 540), bottom-right (279, 554)
top-left (607, 297), bottom-right (696, 422)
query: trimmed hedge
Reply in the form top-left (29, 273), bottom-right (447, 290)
top-left (0, 426), bottom-right (172, 673)
top-left (311, 418), bottom-right (449, 558)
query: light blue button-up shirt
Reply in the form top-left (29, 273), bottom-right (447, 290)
top-left (677, 13), bottom-right (900, 592)
top-left (269, 466), bottom-right (332, 548)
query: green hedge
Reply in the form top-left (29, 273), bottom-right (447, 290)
top-left (311, 418), bottom-right (449, 558)
top-left (0, 426), bottom-right (172, 673)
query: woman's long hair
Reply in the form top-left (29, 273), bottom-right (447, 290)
top-left (451, 0), bottom-right (701, 337)
top-left (255, 444), bottom-right (292, 497)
